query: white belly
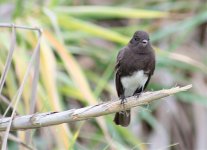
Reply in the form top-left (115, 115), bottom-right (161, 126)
top-left (121, 70), bottom-right (148, 97)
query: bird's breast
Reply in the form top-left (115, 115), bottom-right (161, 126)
top-left (121, 70), bottom-right (148, 97)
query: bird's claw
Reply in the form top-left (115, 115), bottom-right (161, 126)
top-left (134, 93), bottom-right (141, 98)
top-left (120, 94), bottom-right (126, 105)
top-left (120, 98), bottom-right (127, 105)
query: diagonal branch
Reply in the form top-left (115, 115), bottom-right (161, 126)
top-left (0, 85), bottom-right (192, 131)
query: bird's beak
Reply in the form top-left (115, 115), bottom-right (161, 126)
top-left (142, 39), bottom-right (148, 47)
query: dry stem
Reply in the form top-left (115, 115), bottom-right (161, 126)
top-left (0, 85), bottom-right (192, 131)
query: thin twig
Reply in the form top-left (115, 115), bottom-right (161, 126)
top-left (0, 23), bottom-right (42, 33)
top-left (0, 85), bottom-right (192, 131)
top-left (26, 28), bottom-right (41, 144)
top-left (0, 24), bottom-right (16, 93)
top-left (0, 95), bottom-right (17, 114)
top-left (1, 25), bottom-right (17, 150)
top-left (0, 24), bottom-right (42, 149)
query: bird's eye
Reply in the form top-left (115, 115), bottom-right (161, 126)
top-left (134, 37), bottom-right (140, 41)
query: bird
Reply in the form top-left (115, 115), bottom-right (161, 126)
top-left (114, 31), bottom-right (155, 127)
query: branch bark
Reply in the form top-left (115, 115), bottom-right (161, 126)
top-left (0, 85), bottom-right (192, 131)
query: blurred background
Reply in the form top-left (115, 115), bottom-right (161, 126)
top-left (0, 0), bottom-right (207, 150)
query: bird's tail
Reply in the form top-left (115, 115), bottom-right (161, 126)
top-left (113, 110), bottom-right (131, 127)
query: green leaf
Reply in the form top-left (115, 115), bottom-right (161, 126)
top-left (55, 6), bottom-right (168, 19)
top-left (57, 15), bottom-right (129, 44)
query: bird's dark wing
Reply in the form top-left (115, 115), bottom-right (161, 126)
top-left (149, 49), bottom-right (156, 75)
top-left (143, 75), bottom-right (151, 90)
top-left (143, 50), bottom-right (155, 90)
top-left (115, 69), bottom-right (124, 98)
top-left (115, 49), bottom-right (125, 98)
top-left (115, 49), bottom-right (124, 70)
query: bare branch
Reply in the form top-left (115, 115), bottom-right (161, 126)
top-left (0, 85), bottom-right (192, 131)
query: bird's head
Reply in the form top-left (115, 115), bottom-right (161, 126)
top-left (129, 31), bottom-right (150, 50)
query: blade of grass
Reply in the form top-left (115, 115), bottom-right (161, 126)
top-left (25, 31), bottom-right (41, 145)
top-left (151, 11), bottom-right (207, 42)
top-left (1, 26), bottom-right (18, 117)
top-left (0, 25), bottom-right (16, 94)
top-left (94, 56), bottom-right (115, 98)
top-left (54, 6), bottom-right (168, 19)
top-left (169, 52), bottom-right (207, 74)
top-left (155, 48), bottom-right (207, 74)
top-left (56, 65), bottom-right (86, 102)
top-left (1, 113), bottom-right (16, 150)
top-left (68, 122), bottom-right (84, 150)
top-left (24, 18), bottom-right (73, 149)
top-left (0, 95), bottom-right (18, 114)
top-left (44, 30), bottom-right (115, 148)
top-left (36, 33), bottom-right (72, 148)
top-left (29, 33), bottom-right (40, 114)
top-left (26, 17), bottom-right (73, 149)
top-left (112, 124), bottom-right (147, 150)
top-left (44, 30), bottom-right (97, 104)
top-left (57, 15), bottom-right (129, 44)
top-left (13, 47), bottom-right (32, 113)
top-left (0, 52), bottom-right (18, 103)
top-left (59, 85), bottom-right (85, 103)
top-left (1, 27), bottom-right (41, 150)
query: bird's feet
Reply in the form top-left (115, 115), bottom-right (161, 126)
top-left (120, 95), bottom-right (127, 105)
top-left (121, 98), bottom-right (127, 105)
top-left (133, 92), bottom-right (141, 98)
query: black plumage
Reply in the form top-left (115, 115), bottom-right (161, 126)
top-left (114, 31), bottom-right (155, 127)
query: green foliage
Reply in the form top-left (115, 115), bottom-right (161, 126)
top-left (1, 0), bottom-right (207, 150)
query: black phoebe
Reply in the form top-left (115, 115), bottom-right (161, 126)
top-left (114, 31), bottom-right (155, 127)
